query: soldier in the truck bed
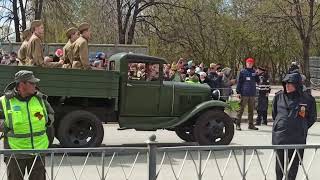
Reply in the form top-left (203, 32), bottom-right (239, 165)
top-left (26, 20), bottom-right (64, 68)
top-left (70, 22), bottom-right (91, 70)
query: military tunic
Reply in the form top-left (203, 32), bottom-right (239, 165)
top-left (62, 40), bottom-right (72, 68)
top-left (17, 40), bottom-right (28, 65)
top-left (70, 36), bottom-right (91, 70)
top-left (26, 34), bottom-right (62, 68)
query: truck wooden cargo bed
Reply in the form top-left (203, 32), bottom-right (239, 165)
top-left (0, 65), bottom-right (120, 98)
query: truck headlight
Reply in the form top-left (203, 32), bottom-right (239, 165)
top-left (212, 89), bottom-right (220, 100)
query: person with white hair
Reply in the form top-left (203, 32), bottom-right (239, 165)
top-left (221, 67), bottom-right (236, 101)
top-left (199, 72), bottom-right (208, 84)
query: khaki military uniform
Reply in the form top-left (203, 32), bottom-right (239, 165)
top-left (62, 40), bottom-right (72, 68)
top-left (17, 40), bottom-right (28, 65)
top-left (26, 34), bottom-right (62, 68)
top-left (70, 36), bottom-right (91, 70)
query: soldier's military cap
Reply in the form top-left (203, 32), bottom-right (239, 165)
top-left (22, 29), bottom-right (31, 39)
top-left (78, 23), bottom-right (90, 33)
top-left (14, 70), bottom-right (40, 83)
top-left (30, 20), bottom-right (43, 32)
top-left (66, 27), bottom-right (78, 38)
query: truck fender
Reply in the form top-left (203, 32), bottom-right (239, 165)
top-left (169, 100), bottom-right (230, 128)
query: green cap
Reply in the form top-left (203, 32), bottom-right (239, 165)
top-left (14, 70), bottom-right (40, 83)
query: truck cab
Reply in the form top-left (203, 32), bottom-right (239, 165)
top-left (109, 53), bottom-right (234, 144)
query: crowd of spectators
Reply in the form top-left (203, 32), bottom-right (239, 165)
top-left (0, 51), bottom-right (19, 66)
top-left (163, 58), bottom-right (237, 101)
top-left (126, 57), bottom-right (237, 101)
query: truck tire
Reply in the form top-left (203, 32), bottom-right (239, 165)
top-left (47, 126), bottom-right (55, 147)
top-left (175, 126), bottom-right (195, 142)
top-left (57, 110), bottom-right (104, 148)
top-left (194, 110), bottom-right (234, 145)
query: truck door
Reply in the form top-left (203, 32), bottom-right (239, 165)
top-left (120, 61), bottom-right (161, 116)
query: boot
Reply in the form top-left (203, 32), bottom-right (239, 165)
top-left (255, 122), bottom-right (261, 126)
top-left (236, 123), bottom-right (241, 131)
top-left (262, 121), bottom-right (267, 125)
top-left (248, 123), bottom-right (259, 130)
top-left (236, 124), bottom-right (242, 131)
top-left (234, 118), bottom-right (241, 130)
top-left (233, 118), bottom-right (237, 124)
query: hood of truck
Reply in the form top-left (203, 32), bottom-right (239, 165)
top-left (162, 81), bottom-right (212, 116)
top-left (164, 81), bottom-right (211, 94)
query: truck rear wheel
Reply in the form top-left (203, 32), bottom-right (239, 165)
top-left (57, 110), bottom-right (104, 148)
top-left (194, 110), bottom-right (234, 145)
top-left (175, 126), bottom-right (195, 142)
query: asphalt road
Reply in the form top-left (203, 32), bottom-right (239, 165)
top-left (25, 123), bottom-right (318, 180)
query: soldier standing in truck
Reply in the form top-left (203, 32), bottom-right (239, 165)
top-left (70, 22), bottom-right (91, 70)
top-left (62, 27), bottom-right (79, 68)
top-left (17, 29), bottom-right (32, 65)
top-left (26, 20), bottom-right (64, 68)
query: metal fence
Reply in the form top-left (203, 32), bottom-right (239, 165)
top-left (1, 136), bottom-right (320, 180)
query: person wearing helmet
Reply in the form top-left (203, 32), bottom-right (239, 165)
top-left (272, 73), bottom-right (316, 180)
top-left (95, 52), bottom-right (107, 69)
top-left (288, 62), bottom-right (300, 74)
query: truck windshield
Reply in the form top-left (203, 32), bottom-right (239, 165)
top-left (128, 62), bottom-right (159, 81)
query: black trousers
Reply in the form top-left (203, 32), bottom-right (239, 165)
top-left (5, 156), bottom-right (46, 180)
top-left (276, 149), bottom-right (304, 180)
top-left (256, 110), bottom-right (267, 124)
top-left (256, 95), bottom-right (268, 124)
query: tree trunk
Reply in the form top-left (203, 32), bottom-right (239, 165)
top-left (127, 2), bottom-right (140, 44)
top-left (12, 0), bottom-right (21, 42)
top-left (34, 0), bottom-right (43, 20)
top-left (302, 39), bottom-right (311, 87)
top-left (19, 0), bottom-right (27, 30)
top-left (127, 18), bottom-right (137, 44)
top-left (116, 0), bottom-right (126, 44)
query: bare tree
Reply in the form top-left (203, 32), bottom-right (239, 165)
top-left (274, 0), bottom-right (320, 84)
top-left (115, 0), bottom-right (181, 44)
top-left (0, 0), bottom-right (32, 42)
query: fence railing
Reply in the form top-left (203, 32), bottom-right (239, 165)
top-left (1, 136), bottom-right (320, 180)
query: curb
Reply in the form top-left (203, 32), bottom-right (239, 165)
top-left (233, 116), bottom-right (320, 122)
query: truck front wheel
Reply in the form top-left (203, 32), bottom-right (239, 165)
top-left (194, 110), bottom-right (234, 145)
top-left (57, 110), bottom-right (104, 148)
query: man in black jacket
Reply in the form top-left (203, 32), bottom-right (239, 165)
top-left (272, 73), bottom-right (317, 180)
top-left (255, 67), bottom-right (271, 125)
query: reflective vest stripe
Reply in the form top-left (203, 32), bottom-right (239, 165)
top-left (4, 98), bottom-right (14, 134)
top-left (7, 130), bottom-right (46, 138)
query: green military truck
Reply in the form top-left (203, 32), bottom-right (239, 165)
top-left (0, 53), bottom-right (234, 147)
